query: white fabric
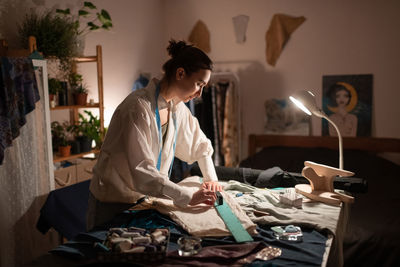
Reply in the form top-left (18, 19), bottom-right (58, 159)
top-left (133, 176), bottom-right (258, 237)
top-left (0, 66), bottom-right (57, 266)
top-left (90, 78), bottom-right (218, 208)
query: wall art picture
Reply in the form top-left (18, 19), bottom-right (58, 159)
top-left (264, 98), bottom-right (311, 136)
top-left (322, 74), bottom-right (373, 137)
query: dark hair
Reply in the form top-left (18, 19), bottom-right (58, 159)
top-left (328, 83), bottom-right (350, 106)
top-left (162, 39), bottom-right (213, 83)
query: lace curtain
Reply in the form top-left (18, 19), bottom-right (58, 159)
top-left (0, 64), bottom-right (58, 266)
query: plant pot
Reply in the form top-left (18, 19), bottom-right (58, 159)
top-left (77, 136), bottom-right (93, 152)
top-left (49, 94), bottom-right (57, 108)
top-left (59, 145), bottom-right (71, 157)
top-left (75, 35), bottom-right (86, 57)
top-left (71, 140), bottom-right (81, 154)
top-left (74, 93), bottom-right (88, 106)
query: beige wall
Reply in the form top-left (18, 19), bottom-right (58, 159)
top-left (163, 0), bottom-right (400, 159)
top-left (1, 0), bottom-right (399, 159)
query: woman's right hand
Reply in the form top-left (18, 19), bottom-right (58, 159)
top-left (189, 188), bottom-right (217, 206)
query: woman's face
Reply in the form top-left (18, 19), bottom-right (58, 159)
top-left (175, 68), bottom-right (211, 103)
top-left (335, 89), bottom-right (350, 107)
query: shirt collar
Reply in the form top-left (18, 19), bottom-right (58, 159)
top-left (151, 78), bottom-right (178, 112)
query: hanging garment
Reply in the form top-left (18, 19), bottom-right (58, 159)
top-left (266, 14), bottom-right (306, 66)
top-left (188, 20), bottom-right (211, 53)
top-left (216, 82), bottom-right (228, 147)
top-left (132, 74), bottom-right (149, 91)
top-left (194, 85), bottom-right (215, 150)
top-left (232, 15), bottom-right (250, 44)
top-left (132, 176), bottom-right (257, 237)
top-left (211, 84), bottom-right (222, 166)
top-left (222, 81), bottom-right (239, 167)
top-left (0, 57), bottom-right (40, 164)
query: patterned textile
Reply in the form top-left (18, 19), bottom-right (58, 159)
top-left (0, 57), bottom-right (39, 164)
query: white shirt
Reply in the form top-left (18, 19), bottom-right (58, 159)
top-left (90, 78), bottom-right (218, 207)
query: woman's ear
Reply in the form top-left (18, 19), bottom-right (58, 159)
top-left (176, 67), bottom-right (185, 80)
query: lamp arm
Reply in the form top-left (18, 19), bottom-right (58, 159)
top-left (323, 115), bottom-right (343, 170)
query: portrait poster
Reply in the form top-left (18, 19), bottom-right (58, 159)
top-left (322, 74), bottom-right (373, 137)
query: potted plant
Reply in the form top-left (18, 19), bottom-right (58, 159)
top-left (76, 110), bottom-right (102, 152)
top-left (48, 78), bottom-right (62, 107)
top-left (56, 1), bottom-right (113, 56)
top-left (51, 121), bottom-right (72, 157)
top-left (69, 73), bottom-right (88, 105)
top-left (18, 11), bottom-right (77, 79)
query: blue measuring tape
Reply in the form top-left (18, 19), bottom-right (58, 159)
top-left (214, 191), bottom-right (254, 243)
top-left (155, 83), bottom-right (177, 177)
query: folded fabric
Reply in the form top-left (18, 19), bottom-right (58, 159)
top-left (132, 176), bottom-right (257, 237)
top-left (222, 180), bottom-right (342, 235)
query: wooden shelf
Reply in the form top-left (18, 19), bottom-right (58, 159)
top-left (74, 56), bottom-right (98, 63)
top-left (53, 149), bottom-right (100, 163)
top-left (50, 103), bottom-right (100, 110)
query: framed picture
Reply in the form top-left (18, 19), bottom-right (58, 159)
top-left (264, 98), bottom-right (311, 136)
top-left (322, 74), bottom-right (373, 137)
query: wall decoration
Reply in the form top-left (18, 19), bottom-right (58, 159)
top-left (232, 15), bottom-right (249, 44)
top-left (264, 98), bottom-right (311, 136)
top-left (322, 74), bottom-right (373, 137)
top-left (188, 20), bottom-right (211, 53)
top-left (266, 14), bottom-right (306, 66)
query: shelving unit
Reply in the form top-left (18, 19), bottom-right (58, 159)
top-left (49, 45), bottom-right (105, 189)
top-left (50, 45), bottom-right (105, 163)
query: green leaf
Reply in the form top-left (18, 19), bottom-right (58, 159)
top-left (56, 8), bottom-right (70, 15)
top-left (100, 9), bottom-right (112, 21)
top-left (84, 1), bottom-right (96, 9)
top-left (78, 9), bottom-right (89, 16)
top-left (87, 22), bottom-right (100, 30)
top-left (74, 21), bottom-right (80, 30)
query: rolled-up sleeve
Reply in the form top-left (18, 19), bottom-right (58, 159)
top-left (175, 105), bottom-right (218, 182)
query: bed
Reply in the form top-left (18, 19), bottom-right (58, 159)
top-left (240, 134), bottom-right (400, 267)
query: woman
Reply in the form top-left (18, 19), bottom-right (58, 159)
top-left (87, 40), bottom-right (223, 230)
top-left (328, 84), bottom-right (358, 137)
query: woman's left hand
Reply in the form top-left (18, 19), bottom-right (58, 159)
top-left (202, 181), bottom-right (223, 192)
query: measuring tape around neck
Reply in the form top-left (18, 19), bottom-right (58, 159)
top-left (155, 83), bottom-right (177, 177)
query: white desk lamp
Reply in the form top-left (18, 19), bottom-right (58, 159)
top-left (289, 90), bottom-right (343, 170)
top-left (289, 91), bottom-right (354, 205)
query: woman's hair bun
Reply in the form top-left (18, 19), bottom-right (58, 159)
top-left (167, 39), bottom-right (192, 58)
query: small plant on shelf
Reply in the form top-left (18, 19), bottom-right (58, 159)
top-left (76, 110), bottom-right (102, 151)
top-left (48, 78), bottom-right (62, 107)
top-left (69, 72), bottom-right (88, 105)
top-left (51, 121), bottom-right (73, 157)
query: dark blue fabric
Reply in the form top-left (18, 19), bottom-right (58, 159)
top-left (0, 56), bottom-right (39, 164)
top-left (49, 209), bottom-right (327, 267)
top-left (37, 180), bottom-right (90, 240)
top-left (132, 74), bottom-right (149, 91)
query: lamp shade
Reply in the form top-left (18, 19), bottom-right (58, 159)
top-left (289, 90), bottom-right (325, 118)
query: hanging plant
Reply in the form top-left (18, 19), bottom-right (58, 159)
top-left (18, 10), bottom-right (77, 78)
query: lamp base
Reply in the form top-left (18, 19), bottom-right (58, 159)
top-left (295, 161), bottom-right (355, 205)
